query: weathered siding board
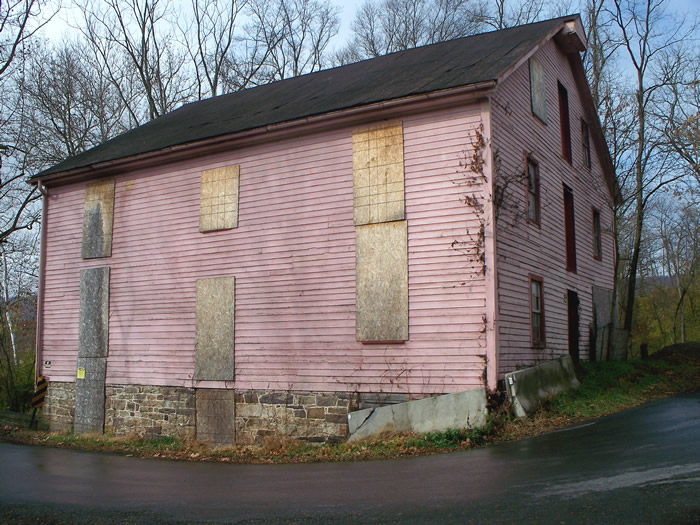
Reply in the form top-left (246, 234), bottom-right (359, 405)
top-left (491, 41), bottom-right (615, 374)
top-left (41, 105), bottom-right (489, 395)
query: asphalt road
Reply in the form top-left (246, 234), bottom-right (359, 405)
top-left (1, 393), bottom-right (699, 524)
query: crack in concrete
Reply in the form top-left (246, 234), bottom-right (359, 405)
top-left (351, 407), bottom-right (375, 434)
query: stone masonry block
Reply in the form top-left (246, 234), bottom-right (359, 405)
top-left (316, 395), bottom-right (338, 407)
top-left (298, 395), bottom-right (316, 406)
top-left (307, 407), bottom-right (325, 419)
top-left (259, 392), bottom-right (293, 405)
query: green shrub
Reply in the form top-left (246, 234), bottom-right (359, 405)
top-left (0, 352), bottom-right (35, 412)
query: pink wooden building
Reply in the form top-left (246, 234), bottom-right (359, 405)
top-left (32, 15), bottom-right (616, 443)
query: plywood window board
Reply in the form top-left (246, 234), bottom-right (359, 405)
top-left (355, 221), bottom-right (408, 342)
top-left (353, 122), bottom-right (405, 226)
top-left (195, 276), bottom-right (235, 380)
top-left (200, 165), bottom-right (240, 232)
top-left (74, 266), bottom-right (110, 435)
top-left (81, 180), bottom-right (115, 259)
top-left (529, 58), bottom-right (547, 124)
top-left (78, 267), bottom-right (110, 358)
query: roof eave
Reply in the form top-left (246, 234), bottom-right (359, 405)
top-left (496, 14), bottom-right (583, 86)
top-left (31, 80), bottom-right (498, 186)
top-left (554, 18), bottom-right (587, 53)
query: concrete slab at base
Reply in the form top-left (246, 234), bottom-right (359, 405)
top-left (505, 356), bottom-right (580, 418)
top-left (347, 388), bottom-right (487, 442)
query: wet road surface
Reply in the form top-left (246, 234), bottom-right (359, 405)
top-left (1, 393), bottom-right (699, 524)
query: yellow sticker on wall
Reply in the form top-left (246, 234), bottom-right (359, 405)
top-left (76, 367), bottom-right (86, 379)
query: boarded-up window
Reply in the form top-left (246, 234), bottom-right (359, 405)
top-left (558, 82), bottom-right (572, 164)
top-left (526, 158), bottom-right (540, 224)
top-left (592, 208), bottom-right (602, 260)
top-left (81, 180), bottom-right (115, 259)
top-left (200, 165), bottom-right (239, 232)
top-left (356, 221), bottom-right (408, 342)
top-left (353, 122), bottom-right (405, 226)
top-left (74, 266), bottom-right (110, 435)
top-left (530, 275), bottom-right (545, 347)
top-left (529, 58), bottom-right (547, 123)
top-left (581, 119), bottom-right (591, 168)
top-left (78, 267), bottom-right (110, 358)
top-left (195, 276), bottom-right (235, 380)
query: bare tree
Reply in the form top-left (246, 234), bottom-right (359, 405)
top-left (337, 0), bottom-right (483, 62)
top-left (655, 201), bottom-right (699, 343)
top-left (608, 0), bottom-right (698, 343)
top-left (1, 0), bottom-right (55, 79)
top-left (427, 0), bottom-right (487, 42)
top-left (0, 0), bottom-right (57, 245)
top-left (482, 0), bottom-right (548, 30)
top-left (77, 0), bottom-right (193, 123)
top-left (18, 39), bottom-right (129, 169)
top-left (0, 78), bottom-right (41, 247)
top-left (655, 49), bottom-right (699, 184)
top-left (181, 0), bottom-right (249, 98)
top-left (583, 0), bottom-right (620, 110)
top-left (0, 231), bottom-right (38, 365)
top-left (247, 0), bottom-right (340, 81)
top-left (0, 230), bottom-right (37, 411)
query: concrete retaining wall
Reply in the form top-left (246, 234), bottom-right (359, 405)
top-left (504, 356), bottom-right (580, 417)
top-left (347, 388), bottom-right (488, 441)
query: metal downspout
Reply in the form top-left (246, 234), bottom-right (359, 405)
top-left (35, 182), bottom-right (48, 383)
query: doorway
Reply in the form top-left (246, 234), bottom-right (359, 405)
top-left (567, 290), bottom-right (580, 362)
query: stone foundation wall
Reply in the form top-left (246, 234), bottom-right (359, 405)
top-left (235, 391), bottom-right (358, 444)
top-left (44, 382), bottom-right (76, 432)
top-left (44, 382), bottom-right (357, 443)
top-left (105, 385), bottom-right (196, 439)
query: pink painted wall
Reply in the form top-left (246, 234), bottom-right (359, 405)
top-left (490, 40), bottom-right (616, 374)
top-left (40, 105), bottom-right (491, 396)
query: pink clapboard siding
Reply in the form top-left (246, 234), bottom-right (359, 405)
top-left (40, 104), bottom-right (490, 395)
top-left (490, 40), bottom-right (615, 374)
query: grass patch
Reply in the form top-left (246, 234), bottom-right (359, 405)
top-left (1, 356), bottom-right (698, 464)
top-left (495, 357), bottom-right (700, 441)
top-left (19, 432), bottom-right (188, 457)
top-left (547, 359), bottom-right (697, 419)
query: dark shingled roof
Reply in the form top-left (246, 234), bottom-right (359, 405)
top-left (35, 16), bottom-right (573, 179)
